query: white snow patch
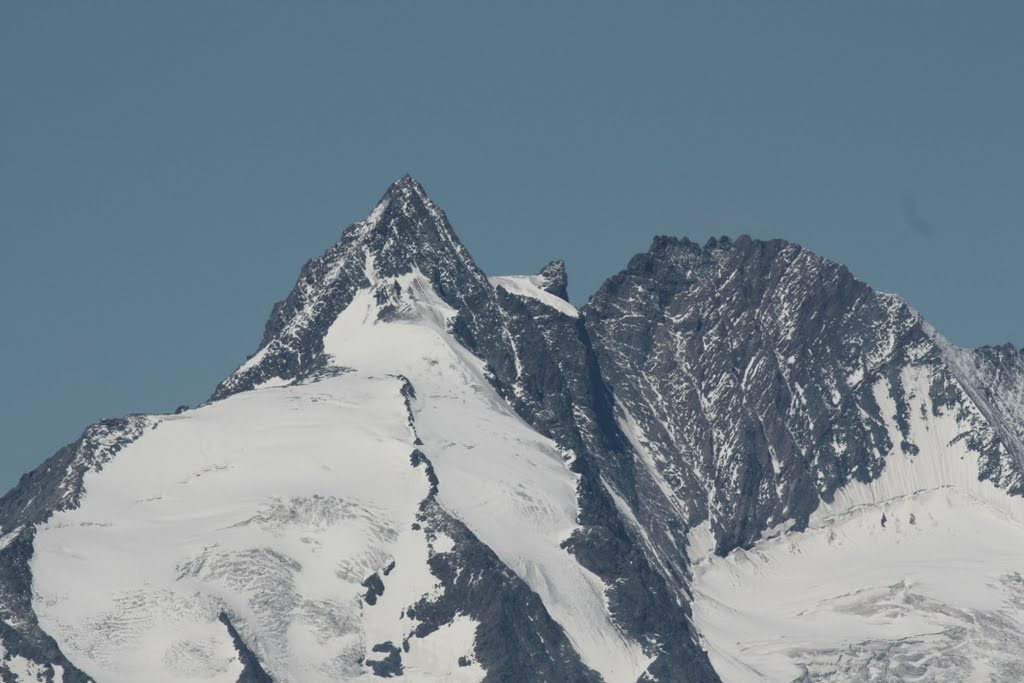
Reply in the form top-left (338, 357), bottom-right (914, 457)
top-left (685, 520), bottom-right (716, 564)
top-left (402, 615), bottom-right (483, 681)
top-left (252, 375), bottom-right (293, 391)
top-left (489, 275), bottom-right (578, 318)
top-left (4, 655), bottom-right (52, 682)
top-left (0, 526), bottom-right (23, 551)
top-left (236, 345), bottom-right (269, 374)
top-left (431, 532), bottom-right (456, 554)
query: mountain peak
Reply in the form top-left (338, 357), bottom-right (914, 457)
top-left (212, 176), bottom-right (502, 400)
top-left (537, 260), bottom-right (569, 301)
top-left (354, 177), bottom-right (484, 292)
top-left (374, 174), bottom-right (429, 215)
top-left (359, 175), bottom-right (444, 237)
top-left (389, 172), bottom-right (421, 189)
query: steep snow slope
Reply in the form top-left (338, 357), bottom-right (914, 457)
top-left (320, 264), bottom-right (649, 680)
top-left (932, 332), bottom-right (1024, 476)
top-left (691, 365), bottom-right (1024, 681)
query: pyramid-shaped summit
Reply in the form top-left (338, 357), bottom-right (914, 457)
top-left (214, 176), bottom-right (506, 400)
top-left (3, 178), bottom-right (1024, 682)
top-left (356, 175), bottom-right (477, 276)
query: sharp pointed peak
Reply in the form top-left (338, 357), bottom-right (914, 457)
top-left (377, 175), bottom-right (440, 213)
top-left (360, 174), bottom-right (445, 235)
top-left (384, 173), bottom-right (427, 197)
top-left (346, 174), bottom-right (486, 289)
top-left (214, 174), bottom-right (487, 399)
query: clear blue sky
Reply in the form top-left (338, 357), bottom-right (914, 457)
top-left (2, 3), bottom-right (1022, 493)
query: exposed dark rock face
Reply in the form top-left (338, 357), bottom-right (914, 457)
top-left (366, 642), bottom-right (403, 677)
top-left (583, 235), bottom-right (1024, 553)
top-left (361, 572), bottom-right (385, 606)
top-left (219, 612), bottom-right (274, 683)
top-left (538, 260), bottom-right (570, 301)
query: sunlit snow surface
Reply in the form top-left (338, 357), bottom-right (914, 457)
top-left (31, 373), bottom-right (473, 683)
top-left (692, 365), bottom-right (1024, 682)
top-left (489, 275), bottom-right (579, 317)
top-left (30, 259), bottom-right (646, 682)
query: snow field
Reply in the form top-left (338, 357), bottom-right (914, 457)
top-left (32, 372), bottom-right (474, 682)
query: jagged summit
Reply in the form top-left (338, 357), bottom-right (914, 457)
top-left (537, 260), bottom-right (569, 301)
top-left (212, 176), bottom-right (511, 400)
top-left (370, 173), bottom-right (430, 211)
top-left (601, 232), bottom-right (869, 328)
top-left (645, 232), bottom-right (826, 258)
top-left (383, 172), bottom-right (422, 194)
top-left (360, 176), bottom-right (458, 245)
top-left (352, 175), bottom-right (477, 278)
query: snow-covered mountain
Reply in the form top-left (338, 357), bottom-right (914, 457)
top-left (2, 176), bottom-right (1023, 682)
